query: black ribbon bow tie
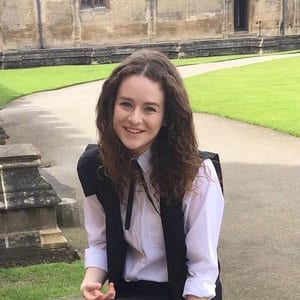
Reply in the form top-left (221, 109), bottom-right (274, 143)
top-left (124, 159), bottom-right (160, 230)
top-left (124, 161), bottom-right (137, 230)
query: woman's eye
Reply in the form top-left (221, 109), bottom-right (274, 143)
top-left (144, 106), bottom-right (157, 113)
top-left (120, 102), bottom-right (132, 109)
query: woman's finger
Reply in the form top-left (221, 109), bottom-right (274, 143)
top-left (81, 282), bottom-right (102, 299)
top-left (103, 282), bottom-right (116, 299)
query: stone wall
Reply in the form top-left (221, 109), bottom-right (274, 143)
top-left (155, 0), bottom-right (224, 42)
top-left (42, 0), bottom-right (75, 48)
top-left (1, 35), bottom-right (300, 69)
top-left (79, 0), bottom-right (149, 45)
top-left (0, 0), bottom-right (299, 51)
top-left (0, 0), bottom-right (39, 50)
top-left (252, 0), bottom-right (282, 36)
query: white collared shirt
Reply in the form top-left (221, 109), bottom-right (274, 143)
top-left (83, 149), bottom-right (224, 299)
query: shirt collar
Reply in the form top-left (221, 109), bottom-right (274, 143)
top-left (137, 148), bottom-right (152, 175)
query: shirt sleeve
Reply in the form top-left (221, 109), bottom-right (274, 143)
top-left (83, 194), bottom-right (108, 272)
top-left (77, 145), bottom-right (108, 272)
top-left (182, 159), bottom-right (224, 299)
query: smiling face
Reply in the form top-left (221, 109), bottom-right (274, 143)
top-left (113, 74), bottom-right (165, 156)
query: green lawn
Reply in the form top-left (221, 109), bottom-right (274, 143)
top-left (0, 260), bottom-right (84, 299)
top-left (0, 51), bottom-right (299, 137)
top-left (0, 64), bottom-right (118, 108)
top-left (185, 56), bottom-right (300, 137)
top-left (172, 53), bottom-right (257, 66)
top-left (0, 53), bottom-right (259, 109)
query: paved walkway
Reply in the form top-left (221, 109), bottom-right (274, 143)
top-left (1, 53), bottom-right (300, 300)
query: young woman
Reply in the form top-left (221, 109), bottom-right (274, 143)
top-left (77, 49), bottom-right (224, 300)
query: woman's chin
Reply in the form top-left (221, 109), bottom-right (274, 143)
top-left (126, 145), bottom-right (149, 156)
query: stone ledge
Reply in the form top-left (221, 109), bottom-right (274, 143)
top-left (0, 143), bottom-right (74, 267)
top-left (0, 143), bottom-right (40, 163)
top-left (1, 35), bottom-right (300, 69)
top-left (56, 198), bottom-right (80, 228)
top-left (0, 143), bottom-right (61, 211)
top-left (40, 227), bottom-right (68, 249)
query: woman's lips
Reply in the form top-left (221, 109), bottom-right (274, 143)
top-left (125, 127), bottom-right (144, 134)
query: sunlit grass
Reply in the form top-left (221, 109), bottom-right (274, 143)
top-left (186, 56), bottom-right (300, 136)
top-left (0, 260), bottom-right (84, 299)
top-left (0, 64), bottom-right (118, 108)
top-left (1, 51), bottom-right (299, 136)
top-left (0, 53), bottom-right (260, 109)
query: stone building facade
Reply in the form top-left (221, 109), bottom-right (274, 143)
top-left (0, 0), bottom-right (299, 51)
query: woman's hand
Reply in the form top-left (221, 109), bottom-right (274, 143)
top-left (80, 281), bottom-right (116, 300)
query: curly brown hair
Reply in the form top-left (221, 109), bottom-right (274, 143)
top-left (96, 49), bottom-right (201, 201)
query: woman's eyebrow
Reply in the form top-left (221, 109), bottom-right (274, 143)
top-left (118, 96), bottom-right (133, 101)
top-left (118, 96), bottom-right (161, 107)
top-left (144, 102), bottom-right (161, 107)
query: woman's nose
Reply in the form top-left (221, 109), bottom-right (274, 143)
top-left (128, 109), bottom-right (142, 124)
